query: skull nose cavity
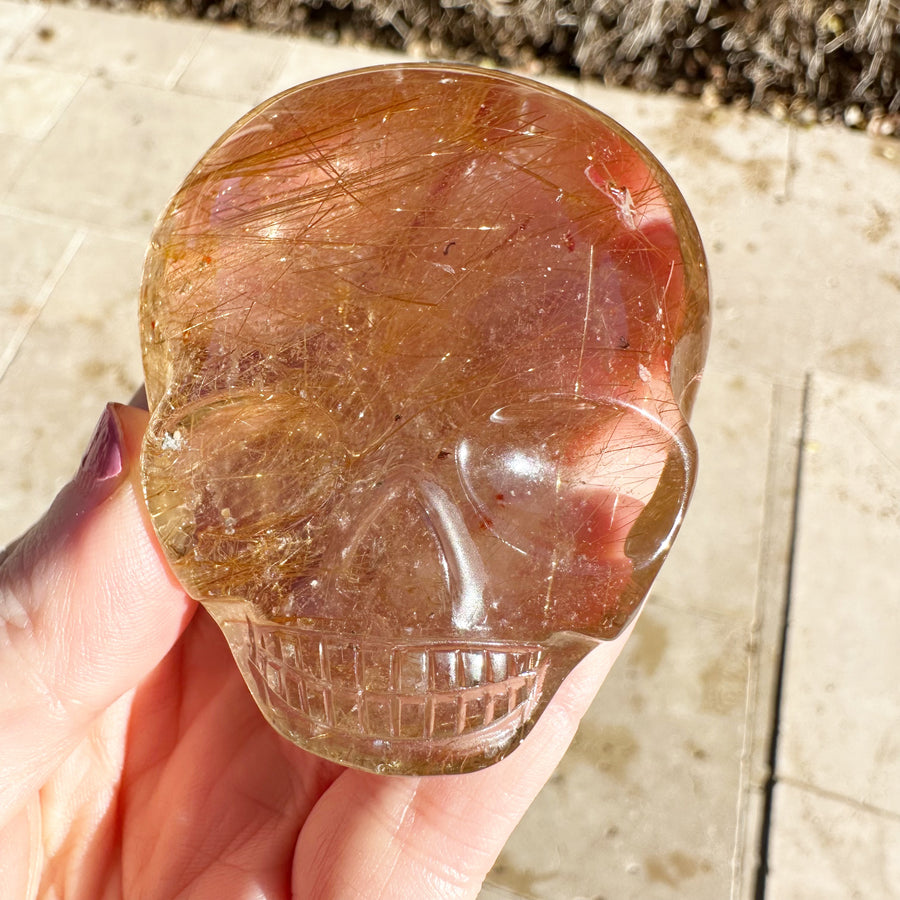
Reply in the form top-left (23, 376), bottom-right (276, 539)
top-left (416, 479), bottom-right (487, 630)
top-left (334, 468), bottom-right (487, 630)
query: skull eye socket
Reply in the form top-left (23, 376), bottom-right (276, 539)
top-left (143, 392), bottom-right (346, 598)
top-left (456, 396), bottom-right (694, 569)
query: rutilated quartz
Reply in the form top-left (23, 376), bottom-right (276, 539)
top-left (140, 64), bottom-right (710, 774)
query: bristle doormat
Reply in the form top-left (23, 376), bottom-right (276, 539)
top-left (79, 0), bottom-right (899, 134)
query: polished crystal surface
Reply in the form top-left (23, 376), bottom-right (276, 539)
top-left (140, 64), bottom-right (710, 774)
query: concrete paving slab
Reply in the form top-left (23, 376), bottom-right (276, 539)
top-left (10, 4), bottom-right (207, 89)
top-left (778, 371), bottom-right (900, 815)
top-left (269, 36), bottom-right (408, 94)
top-left (0, 229), bottom-right (145, 544)
top-left (0, 210), bottom-right (78, 376)
top-left (0, 131), bottom-right (33, 193)
top-left (486, 602), bottom-right (753, 899)
top-left (0, 60), bottom-right (84, 140)
top-left (0, 0), bottom-right (42, 60)
top-left (767, 781), bottom-right (900, 900)
top-left (788, 127), bottom-right (900, 388)
top-left (5, 77), bottom-right (248, 233)
top-left (176, 25), bottom-right (292, 103)
top-left (652, 366), bottom-right (773, 622)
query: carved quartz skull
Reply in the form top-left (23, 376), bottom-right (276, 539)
top-left (140, 64), bottom-right (710, 774)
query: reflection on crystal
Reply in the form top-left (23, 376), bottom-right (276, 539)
top-left (140, 64), bottom-right (710, 774)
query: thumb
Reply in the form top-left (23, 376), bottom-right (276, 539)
top-left (0, 402), bottom-right (195, 826)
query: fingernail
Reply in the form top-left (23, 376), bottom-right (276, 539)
top-left (77, 403), bottom-right (125, 488)
top-left (129, 383), bottom-right (148, 411)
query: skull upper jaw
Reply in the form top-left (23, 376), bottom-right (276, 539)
top-left (209, 609), bottom-right (602, 775)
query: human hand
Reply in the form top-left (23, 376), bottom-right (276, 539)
top-left (0, 401), bottom-right (633, 899)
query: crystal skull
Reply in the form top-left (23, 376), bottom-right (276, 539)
top-left (140, 64), bottom-right (710, 774)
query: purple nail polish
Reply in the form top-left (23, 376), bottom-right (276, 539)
top-left (78, 403), bottom-right (124, 485)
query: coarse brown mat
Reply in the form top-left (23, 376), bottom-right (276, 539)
top-left (75, 0), bottom-right (899, 135)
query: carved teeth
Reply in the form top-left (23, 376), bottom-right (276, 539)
top-left (247, 623), bottom-right (545, 740)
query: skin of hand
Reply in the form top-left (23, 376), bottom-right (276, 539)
top-left (0, 401), bottom-right (633, 900)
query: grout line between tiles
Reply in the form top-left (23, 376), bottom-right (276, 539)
top-left (164, 23), bottom-right (211, 91)
top-left (776, 123), bottom-right (798, 203)
top-left (752, 372), bottom-right (812, 900)
top-left (1, 3), bottom-right (48, 63)
top-left (733, 379), bottom-right (806, 900)
top-left (480, 882), bottom-right (535, 900)
top-left (650, 593), bottom-right (740, 624)
top-left (776, 775), bottom-right (900, 825)
top-left (0, 202), bottom-right (152, 242)
top-left (20, 68), bottom-right (91, 144)
top-left (730, 612), bottom-right (758, 900)
top-left (0, 227), bottom-right (86, 383)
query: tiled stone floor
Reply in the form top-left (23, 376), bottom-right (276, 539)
top-left (1, 3), bottom-right (898, 897)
